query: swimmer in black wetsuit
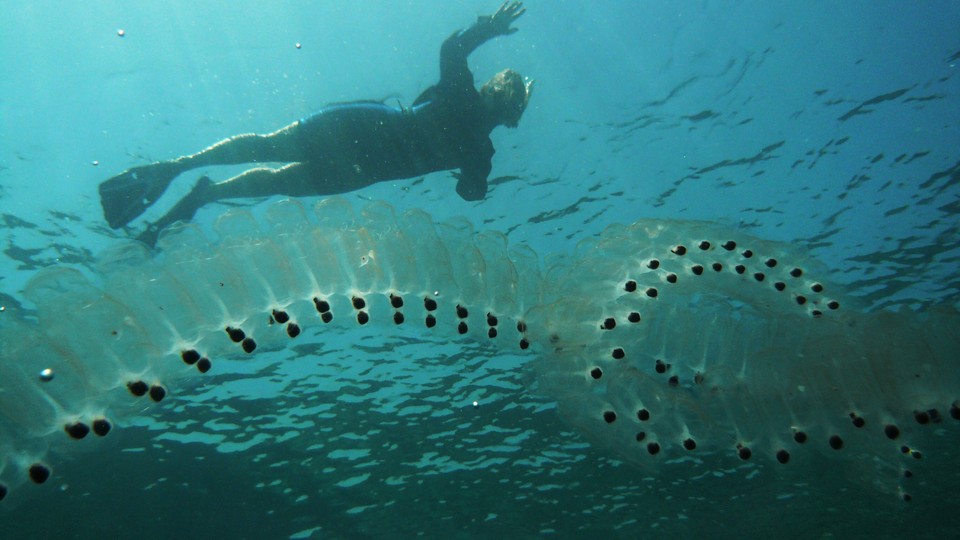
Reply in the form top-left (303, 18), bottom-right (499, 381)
top-left (98, 2), bottom-right (532, 245)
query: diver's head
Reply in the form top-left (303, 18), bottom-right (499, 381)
top-left (480, 69), bottom-right (533, 128)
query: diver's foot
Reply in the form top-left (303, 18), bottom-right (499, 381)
top-left (99, 161), bottom-right (186, 229)
top-left (135, 175), bottom-right (214, 248)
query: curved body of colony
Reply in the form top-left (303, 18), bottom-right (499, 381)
top-left (0, 197), bottom-right (956, 503)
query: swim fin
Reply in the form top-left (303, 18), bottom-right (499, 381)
top-left (98, 161), bottom-right (184, 229)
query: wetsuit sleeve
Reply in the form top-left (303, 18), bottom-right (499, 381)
top-left (439, 20), bottom-right (499, 88)
top-left (455, 158), bottom-right (491, 201)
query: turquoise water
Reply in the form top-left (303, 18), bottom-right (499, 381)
top-left (1, 1), bottom-right (959, 538)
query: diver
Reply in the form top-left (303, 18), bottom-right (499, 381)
top-left (98, 1), bottom-right (532, 246)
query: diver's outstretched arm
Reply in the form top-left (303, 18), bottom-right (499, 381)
top-left (439, 2), bottom-right (525, 85)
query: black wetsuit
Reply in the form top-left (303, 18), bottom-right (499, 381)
top-left (295, 23), bottom-right (497, 201)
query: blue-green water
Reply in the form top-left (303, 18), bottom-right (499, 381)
top-left (1, 1), bottom-right (959, 538)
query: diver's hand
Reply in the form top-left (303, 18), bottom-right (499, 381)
top-left (480, 1), bottom-right (525, 36)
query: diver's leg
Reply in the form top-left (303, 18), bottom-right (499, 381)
top-left (171, 122), bottom-right (304, 169)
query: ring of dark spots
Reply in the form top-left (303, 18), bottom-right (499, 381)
top-left (611, 348), bottom-right (625, 359)
top-left (829, 435), bottom-right (844, 450)
top-left (774, 282), bottom-right (786, 291)
top-left (149, 385), bottom-right (167, 402)
top-left (603, 410), bottom-right (617, 423)
top-left (313, 298), bottom-right (331, 313)
top-left (683, 438), bottom-right (696, 450)
top-left (647, 442), bottom-right (661, 455)
top-left (827, 300), bottom-right (840, 310)
top-left (487, 313), bottom-right (498, 326)
top-left (672, 245), bottom-right (687, 256)
top-left (712, 262), bottom-right (723, 272)
top-left (811, 283), bottom-right (824, 293)
top-left (790, 268), bottom-right (803, 278)
top-left (602, 317), bottom-right (617, 330)
top-left (741, 249), bottom-right (754, 259)
top-left (765, 258), bottom-right (778, 268)
top-left (793, 430), bottom-right (808, 444)
top-left (914, 410), bottom-right (931, 425)
top-left (655, 359), bottom-right (668, 374)
top-left (517, 321), bottom-right (527, 333)
top-left (425, 314), bottom-right (437, 328)
top-left (637, 408), bottom-right (650, 421)
top-left (225, 327), bottom-right (245, 343)
top-left (668, 375), bottom-right (679, 387)
top-left (287, 323), bottom-right (301, 337)
top-left (647, 259), bottom-right (660, 270)
top-left (393, 312), bottom-right (405, 325)
top-left (196, 357), bottom-right (212, 373)
top-left (241, 337), bottom-right (257, 353)
top-left (65, 422), bottom-right (90, 440)
top-left (735, 265), bottom-right (746, 274)
top-left (181, 349), bottom-right (201, 365)
top-left (488, 328), bottom-right (498, 339)
top-left (691, 265), bottom-right (704, 276)
top-left (884, 424), bottom-right (901, 440)
top-left (458, 321), bottom-right (468, 335)
top-left (737, 446), bottom-right (752, 460)
top-left (390, 294), bottom-right (404, 308)
top-left (698, 241), bottom-right (711, 250)
top-left (722, 240), bottom-right (737, 251)
top-left (519, 338), bottom-right (530, 350)
top-left (590, 367), bottom-right (603, 380)
top-left (646, 288), bottom-right (658, 298)
top-left (456, 305), bottom-right (468, 318)
top-left (624, 280), bottom-right (638, 292)
top-left (666, 273), bottom-right (678, 283)
top-left (356, 311), bottom-right (370, 326)
top-left (271, 309), bottom-right (290, 324)
top-left (92, 419), bottom-right (111, 437)
top-left (321, 312), bottom-right (333, 323)
top-left (795, 295), bottom-right (807, 305)
top-left (776, 449), bottom-right (790, 464)
top-left (753, 272), bottom-right (765, 282)
top-left (424, 298), bottom-right (438, 311)
top-left (628, 312), bottom-right (641, 323)
top-left (351, 296), bottom-right (366, 310)
top-left (127, 380), bottom-right (149, 397)
top-left (29, 464), bottom-right (51, 484)
top-left (635, 432), bottom-right (646, 442)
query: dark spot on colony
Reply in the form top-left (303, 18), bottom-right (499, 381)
top-left (624, 280), bottom-right (638, 292)
top-left (902, 493), bottom-right (913, 503)
top-left (698, 241), bottom-right (711, 250)
top-left (628, 312), bottom-right (641, 323)
top-left (287, 323), bottom-right (301, 337)
top-left (753, 272), bottom-right (765, 282)
top-left (884, 424), bottom-right (901, 440)
top-left (914, 410), bottom-right (931, 425)
top-left (635, 432), bottom-right (646, 442)
top-left (829, 435), bottom-right (844, 450)
top-left (812, 310), bottom-right (823, 317)
top-left (0, 483), bottom-right (7, 501)
top-left (647, 259), bottom-right (660, 270)
top-left (795, 296), bottom-right (807, 305)
top-left (456, 305), bottom-right (468, 318)
top-left (196, 357), bottom-right (212, 373)
top-left (357, 311), bottom-right (370, 325)
top-left (424, 298), bottom-right (438, 311)
top-left (181, 349), bottom-right (201, 365)
top-left (850, 413), bottom-right (866, 428)
top-left (603, 411), bottom-right (617, 423)
top-left (127, 380), bottom-right (149, 397)
top-left (390, 294), bottom-right (404, 308)
top-left (691, 265), bottom-right (704, 276)
top-left (683, 438), bottom-right (696, 450)
top-left (611, 348), bottom-right (625, 359)
top-left (952, 402), bottom-right (960, 420)
top-left (694, 372), bottom-right (705, 385)
top-left (321, 312), bottom-right (333, 323)
top-left (927, 408), bottom-right (941, 423)
top-left (737, 445), bottom-right (752, 460)
top-left (903, 470), bottom-right (913, 479)
top-left (517, 321), bottom-right (527, 333)
top-left (672, 245), bottom-right (687, 256)
top-left (793, 430), bottom-right (808, 444)
top-left (776, 449), bottom-right (790, 464)
top-left (912, 451), bottom-right (923, 460)
top-left (712, 262), bottom-right (723, 272)
top-left (458, 321), bottom-right (468, 334)
top-left (225, 327), bottom-right (245, 343)
top-left (765, 258), bottom-right (778, 268)
top-left (352, 296), bottom-right (366, 310)
top-left (602, 317), bottom-right (616, 330)
top-left (65, 421), bottom-right (90, 440)
top-left (149, 385), bottom-right (167, 402)
top-left (666, 273), bottom-right (678, 284)
top-left (393, 313), bottom-right (405, 325)
top-left (811, 283), bottom-right (824, 293)
top-left (790, 268), bottom-right (803, 278)
top-left (742, 249), bottom-right (754, 259)
top-left (241, 337), bottom-right (257, 353)
top-left (29, 464), bottom-right (51, 484)
top-left (646, 288), bottom-right (658, 298)
top-left (774, 282), bottom-right (786, 291)
top-left (271, 309), bottom-right (290, 324)
top-left (735, 265), bottom-right (746, 274)
top-left (722, 241), bottom-right (736, 251)
top-left (488, 328), bottom-right (498, 338)
top-left (668, 375), bottom-right (679, 387)
top-left (655, 359), bottom-right (669, 374)
top-left (637, 408), bottom-right (650, 421)
top-left (647, 442), bottom-right (661, 455)
top-left (519, 338), bottom-right (530, 350)
top-left (425, 314), bottom-right (437, 328)
top-left (92, 418), bottom-right (111, 437)
top-left (590, 367), bottom-right (603, 379)
top-left (313, 298), bottom-right (331, 313)
top-left (827, 300), bottom-right (840, 310)
top-left (487, 313), bottom-right (498, 326)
